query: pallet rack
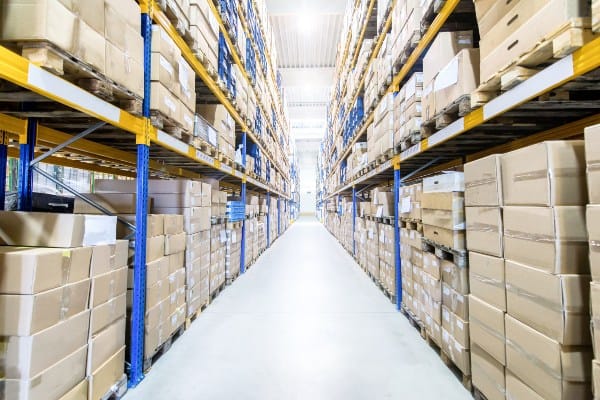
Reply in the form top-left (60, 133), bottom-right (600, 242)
top-left (319, 0), bottom-right (600, 312)
top-left (0, 0), bottom-right (295, 388)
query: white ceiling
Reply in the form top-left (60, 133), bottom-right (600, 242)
top-left (267, 0), bottom-right (347, 140)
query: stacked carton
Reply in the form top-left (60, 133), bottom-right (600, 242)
top-left (399, 182), bottom-right (423, 318)
top-left (211, 188), bottom-right (228, 218)
top-left (366, 218), bottom-right (380, 281)
top-left (501, 141), bottom-right (591, 399)
top-left (393, 72), bottom-right (423, 149)
top-left (464, 154), bottom-right (506, 400)
top-left (391, 0), bottom-right (423, 66)
top-left (421, 172), bottom-right (470, 377)
top-left (0, 211), bottom-right (123, 400)
top-left (373, 93), bottom-right (395, 159)
top-left (151, 24), bottom-right (196, 134)
top-left (355, 210), bottom-right (368, 269)
top-left (371, 187), bottom-right (394, 218)
top-left (378, 222), bottom-right (395, 296)
top-left (422, 31), bottom-right (475, 122)
top-left (0, 0), bottom-right (144, 98)
top-left (587, 124), bottom-right (600, 398)
top-left (225, 221), bottom-right (242, 281)
top-left (189, 0), bottom-right (219, 72)
top-left (197, 105), bottom-right (236, 161)
top-left (210, 221), bottom-right (227, 295)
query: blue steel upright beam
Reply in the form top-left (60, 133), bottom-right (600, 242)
top-left (0, 131), bottom-right (7, 211)
top-left (393, 160), bottom-right (402, 311)
top-left (18, 118), bottom-right (37, 211)
top-left (352, 186), bottom-right (357, 256)
top-left (129, 9), bottom-right (152, 388)
top-left (240, 132), bottom-right (247, 274)
top-left (266, 192), bottom-right (271, 247)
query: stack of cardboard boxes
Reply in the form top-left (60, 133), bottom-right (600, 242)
top-left (366, 218), bottom-right (380, 281)
top-left (372, 92), bottom-right (395, 161)
top-left (189, 0), bottom-right (219, 73)
top-left (210, 220), bottom-right (227, 295)
top-left (0, 0), bottom-right (144, 98)
top-left (391, 0), bottom-right (423, 66)
top-left (198, 105), bottom-right (236, 162)
top-left (422, 31), bottom-right (475, 123)
top-left (500, 141), bottom-right (591, 399)
top-left (378, 222), bottom-right (395, 296)
top-left (225, 221), bottom-right (242, 281)
top-left (587, 124), bottom-right (600, 398)
top-left (399, 182), bottom-right (423, 318)
top-left (393, 72), bottom-right (423, 149)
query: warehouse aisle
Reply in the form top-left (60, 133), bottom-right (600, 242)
top-left (126, 216), bottom-right (471, 400)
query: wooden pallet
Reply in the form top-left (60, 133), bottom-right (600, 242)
top-left (211, 215), bottom-right (227, 225)
top-left (422, 238), bottom-right (468, 268)
top-left (401, 305), bottom-right (427, 339)
top-left (471, 17), bottom-right (599, 108)
top-left (422, 329), bottom-right (473, 392)
top-left (150, 111), bottom-right (186, 136)
top-left (99, 374), bottom-right (128, 400)
top-left (393, 29), bottom-right (423, 72)
top-left (16, 41), bottom-right (142, 115)
top-left (193, 137), bottom-right (218, 157)
top-left (421, 94), bottom-right (471, 137)
top-left (156, 0), bottom-right (195, 48)
top-left (209, 282), bottom-right (226, 301)
top-left (143, 324), bottom-right (185, 372)
top-left (400, 218), bottom-right (423, 232)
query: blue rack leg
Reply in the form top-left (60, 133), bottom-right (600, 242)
top-left (0, 132), bottom-right (7, 211)
top-left (241, 181), bottom-right (247, 274)
top-left (18, 118), bottom-right (37, 211)
top-left (128, 10), bottom-right (152, 388)
top-left (393, 166), bottom-right (402, 311)
top-left (266, 192), bottom-right (270, 247)
top-left (352, 186), bottom-right (357, 256)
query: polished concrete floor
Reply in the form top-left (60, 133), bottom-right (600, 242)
top-left (126, 216), bottom-right (472, 400)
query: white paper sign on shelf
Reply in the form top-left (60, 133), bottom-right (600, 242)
top-left (196, 150), bottom-right (214, 165)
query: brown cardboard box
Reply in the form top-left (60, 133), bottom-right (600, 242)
top-left (146, 235), bottom-right (166, 263)
top-left (506, 259), bottom-right (590, 345)
top-left (153, 207), bottom-right (211, 233)
top-left (441, 259), bottom-right (468, 295)
top-left (501, 141), bottom-right (587, 206)
top-left (422, 208), bottom-right (465, 231)
top-left (89, 267), bottom-right (128, 308)
top-left (151, 82), bottom-right (181, 121)
top-left (153, 193), bottom-right (203, 209)
top-left (74, 193), bottom-right (146, 215)
top-left (423, 31), bottom-right (474, 85)
top-left (145, 278), bottom-right (170, 309)
top-left (4, 345), bottom-right (88, 400)
top-left (150, 24), bottom-right (181, 67)
top-left (464, 154), bottom-right (503, 206)
top-left (0, 212), bottom-right (86, 247)
top-left (88, 347), bottom-right (124, 400)
top-left (105, 37), bottom-right (144, 98)
top-left (442, 306), bottom-right (469, 348)
top-left (471, 344), bottom-right (506, 400)
top-left (434, 49), bottom-right (480, 115)
top-left (441, 328), bottom-right (471, 375)
top-left (90, 241), bottom-right (129, 277)
top-left (164, 232), bottom-right (186, 255)
top-left (585, 124), bottom-right (600, 203)
top-left (421, 191), bottom-right (465, 211)
top-left (1, 0), bottom-right (77, 52)
top-left (424, 225), bottom-right (465, 250)
top-left (162, 215), bottom-right (184, 235)
top-left (469, 252), bottom-right (505, 311)
top-left (505, 370), bottom-right (545, 400)
top-left (151, 53), bottom-right (179, 98)
top-left (0, 246), bottom-right (92, 294)
top-left (0, 279), bottom-right (90, 336)
top-left (2, 310), bottom-right (90, 379)
top-left (469, 295), bottom-right (506, 365)
top-left (87, 317), bottom-right (125, 374)
top-left (146, 257), bottom-right (170, 286)
top-left (588, 205), bottom-right (600, 280)
top-left (503, 206), bottom-right (588, 274)
top-left (505, 314), bottom-right (592, 400)
top-left (594, 360), bottom-right (600, 399)
top-left (58, 379), bottom-right (88, 400)
top-left (116, 214), bottom-right (164, 239)
top-left (473, 0), bottom-right (521, 37)
top-left (89, 293), bottom-right (126, 337)
top-left (592, 282), bottom-right (600, 358)
top-left (466, 206), bottom-right (503, 257)
top-left (168, 252), bottom-right (185, 274)
top-left (442, 283), bottom-right (468, 320)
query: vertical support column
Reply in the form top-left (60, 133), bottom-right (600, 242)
top-left (18, 118), bottom-right (37, 211)
top-left (266, 192), bottom-right (271, 247)
top-left (352, 186), bottom-right (357, 256)
top-left (129, 8), bottom-right (152, 388)
top-left (277, 196), bottom-right (280, 237)
top-left (0, 131), bottom-right (8, 211)
top-left (393, 160), bottom-right (402, 311)
top-left (240, 132), bottom-right (247, 274)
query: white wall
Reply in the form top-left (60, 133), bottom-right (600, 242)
top-left (295, 138), bottom-right (320, 214)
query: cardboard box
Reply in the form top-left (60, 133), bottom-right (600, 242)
top-left (464, 154), bottom-right (503, 206)
top-left (146, 257), bottom-right (170, 286)
top-left (151, 53), bottom-right (179, 98)
top-left (587, 205), bottom-right (600, 280)
top-left (88, 347), bottom-right (124, 400)
top-left (442, 283), bottom-right (468, 320)
top-left (74, 193), bottom-right (144, 215)
top-left (151, 82), bottom-right (181, 121)
top-left (505, 370), bottom-right (545, 400)
top-left (442, 306), bottom-right (469, 348)
top-left (3, 345), bottom-right (87, 400)
top-left (90, 241), bottom-right (129, 277)
top-left (116, 214), bottom-right (164, 239)
top-left (469, 295), bottom-right (506, 365)
top-left (422, 208), bottom-right (465, 231)
top-left (422, 252), bottom-right (440, 279)
top-left (433, 49), bottom-right (480, 114)
top-left (471, 344), bottom-right (506, 400)
top-left (423, 31), bottom-right (474, 85)
top-left (422, 172), bottom-right (464, 193)
top-left (469, 252), bottom-right (505, 311)
top-left (150, 24), bottom-right (181, 67)
top-left (505, 314), bottom-right (592, 400)
top-left (2, 310), bottom-right (90, 379)
top-left (152, 207), bottom-right (211, 233)
top-left (82, 215), bottom-right (117, 246)
top-left (0, 246), bottom-right (92, 294)
top-left (441, 328), bottom-right (471, 375)
top-left (0, 279), bottom-right (90, 336)
top-left (423, 225), bottom-right (465, 250)
top-left (441, 259), bottom-right (468, 295)
top-left (0, 211), bottom-right (86, 247)
top-left (473, 0), bottom-right (522, 37)
top-left (501, 141), bottom-right (587, 206)
top-left (164, 232), bottom-right (186, 255)
top-left (585, 124), bottom-right (600, 203)
top-left (87, 317), bottom-right (125, 374)
top-left (505, 259), bottom-right (590, 345)
top-left (503, 206), bottom-right (588, 274)
top-left (591, 282), bottom-right (600, 358)
top-left (146, 235), bottom-right (166, 263)
top-left (466, 206), bottom-right (503, 257)
top-left (105, 38), bottom-right (144, 98)
top-left (145, 278), bottom-right (170, 309)
top-left (89, 267), bottom-right (128, 308)
top-left (58, 379), bottom-right (88, 400)
top-left (594, 360), bottom-right (600, 399)
top-left (162, 215), bottom-right (184, 235)
top-left (89, 293), bottom-right (126, 337)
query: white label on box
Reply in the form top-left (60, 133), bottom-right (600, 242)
top-left (434, 57), bottom-right (459, 92)
top-left (160, 55), bottom-right (174, 76)
top-left (401, 197), bottom-right (412, 213)
top-left (220, 230), bottom-right (227, 243)
top-left (456, 319), bottom-right (464, 330)
top-left (232, 231), bottom-right (237, 243)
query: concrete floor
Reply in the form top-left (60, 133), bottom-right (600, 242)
top-left (126, 216), bottom-right (472, 400)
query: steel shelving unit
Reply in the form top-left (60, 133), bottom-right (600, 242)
top-left (0, 0), bottom-right (293, 387)
top-left (319, 0), bottom-right (600, 310)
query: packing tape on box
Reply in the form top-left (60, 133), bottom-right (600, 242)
top-left (465, 176), bottom-right (497, 188)
top-left (590, 240), bottom-right (600, 251)
top-left (503, 229), bottom-right (586, 243)
top-left (513, 167), bottom-right (583, 182)
top-left (466, 222), bottom-right (500, 233)
top-left (506, 283), bottom-right (564, 319)
top-left (59, 285), bottom-right (72, 320)
top-left (588, 161), bottom-right (600, 171)
top-left (62, 250), bottom-right (73, 285)
top-left (470, 315), bottom-right (506, 342)
top-left (472, 351), bottom-right (508, 398)
top-left (0, 340), bottom-right (7, 379)
top-left (505, 337), bottom-right (562, 380)
top-left (470, 272), bottom-right (504, 288)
